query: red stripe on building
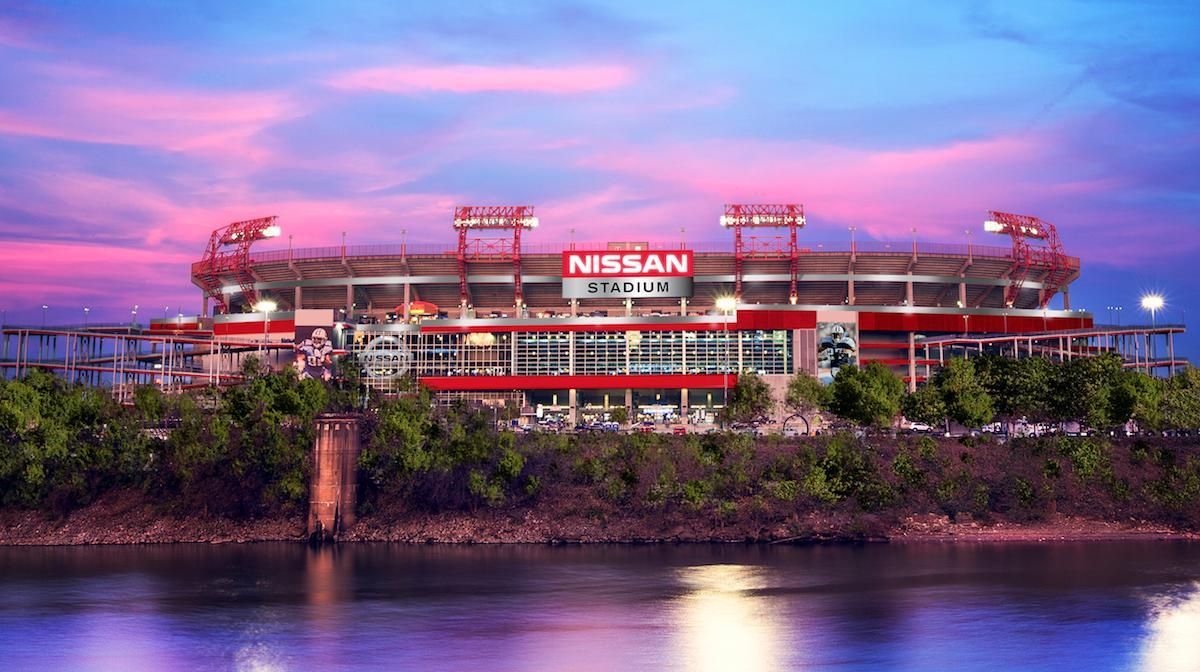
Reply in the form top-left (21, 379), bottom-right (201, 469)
top-left (858, 313), bottom-right (1091, 333)
top-left (213, 320), bottom-right (296, 336)
top-left (418, 374), bottom-right (738, 391)
top-left (734, 309), bottom-right (817, 330)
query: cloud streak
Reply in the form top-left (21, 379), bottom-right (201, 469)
top-left (329, 63), bottom-right (634, 94)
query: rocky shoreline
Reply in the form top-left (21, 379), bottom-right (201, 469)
top-left (1, 491), bottom-right (1194, 546)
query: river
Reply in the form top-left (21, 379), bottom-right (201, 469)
top-left (1, 542), bottom-right (1198, 671)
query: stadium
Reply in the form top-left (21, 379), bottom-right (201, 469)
top-left (0, 203), bottom-right (1185, 427)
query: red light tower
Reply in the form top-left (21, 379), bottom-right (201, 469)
top-left (193, 216), bottom-right (281, 314)
top-left (452, 206), bottom-right (538, 312)
top-left (720, 203), bottom-right (806, 303)
top-left (984, 210), bottom-right (1070, 308)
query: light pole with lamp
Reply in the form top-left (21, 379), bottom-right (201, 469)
top-left (83, 307), bottom-right (90, 329)
top-left (41, 304), bottom-right (48, 328)
top-left (716, 296), bottom-right (737, 427)
top-left (1141, 293), bottom-right (1163, 328)
top-left (130, 304), bottom-right (138, 328)
top-left (253, 299), bottom-right (277, 358)
top-left (1141, 294), bottom-right (1164, 365)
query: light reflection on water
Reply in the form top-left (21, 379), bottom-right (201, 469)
top-left (1, 542), bottom-right (1199, 671)
top-left (673, 565), bottom-right (782, 671)
top-left (1138, 581), bottom-right (1200, 672)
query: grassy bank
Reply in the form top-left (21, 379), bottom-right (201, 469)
top-left (3, 368), bottom-right (1199, 544)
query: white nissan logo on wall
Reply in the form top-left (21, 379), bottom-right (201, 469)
top-left (561, 250), bottom-right (695, 299)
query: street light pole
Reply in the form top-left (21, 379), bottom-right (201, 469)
top-left (716, 296), bottom-right (737, 428)
top-left (83, 307), bottom-right (89, 329)
top-left (41, 304), bottom-right (48, 328)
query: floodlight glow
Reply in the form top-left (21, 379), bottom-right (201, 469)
top-left (983, 220), bottom-right (1004, 233)
top-left (715, 296), bottom-right (737, 312)
top-left (262, 225), bottom-right (282, 238)
top-left (1140, 294), bottom-right (1164, 312)
top-left (253, 300), bottom-right (278, 313)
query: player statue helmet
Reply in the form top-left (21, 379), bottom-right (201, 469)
top-left (311, 328), bottom-right (328, 344)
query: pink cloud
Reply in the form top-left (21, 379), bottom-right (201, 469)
top-left (329, 64), bottom-right (633, 94)
top-left (0, 83), bottom-right (296, 164)
top-left (574, 135), bottom-right (1045, 241)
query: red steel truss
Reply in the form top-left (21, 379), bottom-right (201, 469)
top-left (985, 210), bottom-right (1070, 308)
top-left (453, 205), bottom-right (538, 309)
top-left (721, 204), bottom-right (806, 302)
top-left (193, 216), bottom-right (280, 314)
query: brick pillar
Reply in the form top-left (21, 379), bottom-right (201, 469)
top-left (308, 415), bottom-right (361, 542)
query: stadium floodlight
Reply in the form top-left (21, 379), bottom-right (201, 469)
top-left (1140, 293), bottom-right (1164, 326)
top-left (715, 296), bottom-right (737, 313)
top-left (253, 300), bottom-right (278, 313)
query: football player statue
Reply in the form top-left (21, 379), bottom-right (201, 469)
top-left (294, 327), bottom-right (333, 381)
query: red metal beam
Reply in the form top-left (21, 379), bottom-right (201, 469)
top-left (721, 204), bottom-right (805, 303)
top-left (453, 206), bottom-right (537, 310)
top-left (194, 216), bottom-right (280, 314)
top-left (985, 210), bottom-right (1069, 308)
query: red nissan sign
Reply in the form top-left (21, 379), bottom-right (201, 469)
top-left (561, 250), bottom-right (694, 278)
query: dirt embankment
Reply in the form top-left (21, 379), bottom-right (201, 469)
top-left (1, 490), bottom-right (1193, 546)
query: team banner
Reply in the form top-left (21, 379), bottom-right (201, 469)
top-left (561, 250), bottom-right (694, 299)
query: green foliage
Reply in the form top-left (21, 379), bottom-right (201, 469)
top-left (828, 362), bottom-right (905, 427)
top-left (934, 358), bottom-right (995, 428)
top-left (1052, 353), bottom-right (1125, 428)
top-left (1163, 368), bottom-right (1200, 430)
top-left (974, 355), bottom-right (1054, 422)
top-left (891, 450), bottom-right (925, 490)
top-left (720, 371), bottom-right (773, 425)
top-left (800, 433), bottom-right (891, 508)
top-left (1111, 370), bottom-right (1163, 430)
top-left (764, 479), bottom-right (799, 502)
top-left (785, 373), bottom-right (830, 430)
top-left (682, 479), bottom-right (711, 509)
top-left (468, 470), bottom-right (505, 507)
top-left (902, 383), bottom-right (946, 427)
top-left (608, 406), bottom-right (629, 426)
top-left (1059, 438), bottom-right (1111, 481)
top-left (497, 448), bottom-right (526, 483)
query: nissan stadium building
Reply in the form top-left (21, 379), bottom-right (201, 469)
top-left (165, 203), bottom-right (1167, 426)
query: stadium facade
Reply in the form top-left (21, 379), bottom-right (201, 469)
top-left (180, 205), bottom-right (1120, 426)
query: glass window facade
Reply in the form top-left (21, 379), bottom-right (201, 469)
top-left (349, 326), bottom-right (794, 390)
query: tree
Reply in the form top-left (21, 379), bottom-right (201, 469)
top-left (720, 371), bottom-right (773, 425)
top-left (1110, 370), bottom-right (1164, 431)
top-left (974, 355), bottom-right (1054, 424)
top-left (784, 373), bottom-right (831, 434)
top-left (1163, 367), bottom-right (1200, 430)
top-left (935, 357), bottom-right (994, 429)
top-left (1051, 353), bottom-right (1125, 428)
top-left (902, 383), bottom-right (946, 428)
top-left (608, 406), bottom-right (629, 426)
top-left (828, 362), bottom-right (905, 428)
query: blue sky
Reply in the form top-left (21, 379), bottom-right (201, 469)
top-left (0, 1), bottom-right (1196, 351)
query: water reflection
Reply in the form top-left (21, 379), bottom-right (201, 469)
top-left (3, 543), bottom-right (1200, 671)
top-left (673, 564), bottom-right (782, 671)
top-left (1138, 581), bottom-right (1200, 672)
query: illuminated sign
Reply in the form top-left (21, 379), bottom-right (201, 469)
top-left (561, 250), bottom-right (694, 299)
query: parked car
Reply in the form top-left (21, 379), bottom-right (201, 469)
top-left (672, 425), bottom-right (687, 435)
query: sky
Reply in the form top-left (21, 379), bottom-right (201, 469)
top-left (0, 1), bottom-right (1197, 353)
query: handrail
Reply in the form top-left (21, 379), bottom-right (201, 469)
top-left (247, 240), bottom-right (1061, 265)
